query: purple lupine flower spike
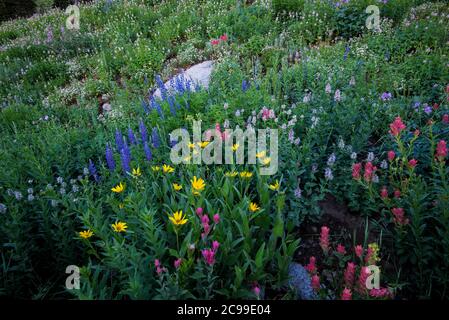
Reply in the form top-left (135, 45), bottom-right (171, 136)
top-left (139, 120), bottom-right (148, 143)
top-left (128, 127), bottom-right (137, 145)
top-left (120, 147), bottom-right (131, 174)
top-left (152, 128), bottom-right (161, 148)
top-left (144, 141), bottom-right (152, 162)
top-left (105, 143), bottom-right (116, 171)
top-left (88, 159), bottom-right (100, 182)
top-left (115, 129), bottom-right (124, 151)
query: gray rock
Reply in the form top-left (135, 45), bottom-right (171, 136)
top-left (153, 60), bottom-right (214, 99)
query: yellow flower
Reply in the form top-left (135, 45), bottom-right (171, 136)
top-left (169, 210), bottom-right (188, 226)
top-left (249, 202), bottom-right (260, 212)
top-left (225, 171), bottom-right (238, 178)
top-left (183, 155), bottom-right (192, 162)
top-left (269, 180), bottom-right (280, 191)
top-left (119, 203), bottom-right (125, 209)
top-left (188, 142), bottom-right (196, 149)
top-left (112, 221), bottom-right (128, 233)
top-left (240, 171), bottom-right (253, 179)
top-left (162, 164), bottom-right (175, 173)
top-left (198, 141), bottom-right (210, 148)
top-left (132, 167), bottom-right (142, 177)
top-left (261, 157), bottom-right (271, 166)
top-left (111, 182), bottom-right (125, 193)
top-left (191, 176), bottom-right (206, 194)
top-left (173, 183), bottom-right (182, 191)
top-left (232, 143), bottom-right (240, 152)
top-left (79, 230), bottom-right (93, 239)
top-left (256, 151), bottom-right (266, 159)
top-left (151, 166), bottom-right (160, 172)
top-left (367, 243), bottom-right (381, 264)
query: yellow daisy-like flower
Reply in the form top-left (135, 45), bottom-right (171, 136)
top-left (173, 183), bottom-right (182, 191)
top-left (132, 167), bottom-right (142, 177)
top-left (79, 230), bottom-right (93, 239)
top-left (188, 142), bottom-right (196, 149)
top-left (240, 171), bottom-right (253, 179)
top-left (112, 221), bottom-right (128, 233)
top-left (256, 151), bottom-right (266, 159)
top-left (151, 166), bottom-right (160, 172)
top-left (198, 141), bottom-right (210, 148)
top-left (225, 171), bottom-right (238, 178)
top-left (232, 143), bottom-right (240, 152)
top-left (111, 182), bottom-right (125, 193)
top-left (249, 202), bottom-right (260, 212)
top-left (191, 176), bottom-right (206, 194)
top-left (261, 157), bottom-right (271, 166)
top-left (269, 180), bottom-right (280, 191)
top-left (162, 164), bottom-right (175, 173)
top-left (169, 210), bottom-right (188, 226)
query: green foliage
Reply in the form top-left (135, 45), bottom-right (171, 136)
top-left (0, 0), bottom-right (448, 300)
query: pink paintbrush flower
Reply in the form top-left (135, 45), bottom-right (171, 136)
top-left (212, 240), bottom-right (220, 252)
top-left (388, 150), bottom-right (395, 162)
top-left (341, 288), bottom-right (352, 300)
top-left (357, 266), bottom-right (370, 294)
top-left (355, 245), bottom-right (364, 258)
top-left (344, 262), bottom-right (356, 287)
top-left (408, 159), bottom-right (418, 168)
top-left (389, 117), bottom-right (406, 137)
top-left (380, 186), bottom-right (389, 199)
top-left (202, 248), bottom-right (216, 266)
top-left (337, 244), bottom-right (346, 255)
top-left (320, 226), bottom-right (330, 253)
top-left (436, 140), bottom-right (447, 161)
top-left (305, 256), bottom-right (317, 274)
top-left (352, 163), bottom-right (362, 180)
top-left (392, 208), bottom-right (409, 226)
top-left (311, 274), bottom-right (320, 292)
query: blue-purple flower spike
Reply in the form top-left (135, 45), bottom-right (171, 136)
top-left (139, 120), bottom-right (148, 143)
top-left (88, 159), bottom-right (100, 182)
top-left (115, 129), bottom-right (124, 151)
top-left (105, 143), bottom-right (116, 171)
top-left (152, 127), bottom-right (161, 149)
top-left (120, 147), bottom-right (131, 174)
top-left (144, 141), bottom-right (152, 162)
top-left (128, 127), bottom-right (137, 145)
top-left (242, 79), bottom-right (250, 92)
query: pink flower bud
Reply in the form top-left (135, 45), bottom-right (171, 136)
top-left (212, 240), bottom-right (220, 252)
top-left (388, 151), bottom-right (395, 162)
top-left (337, 244), bottom-right (346, 255)
top-left (253, 285), bottom-right (261, 297)
top-left (341, 288), bottom-right (352, 300)
top-left (380, 187), bottom-right (389, 199)
top-left (355, 245), bottom-right (363, 258)
top-left (213, 213), bottom-right (220, 224)
top-left (311, 275), bottom-right (320, 292)
top-left (201, 214), bottom-right (209, 225)
top-left (408, 159), bottom-right (418, 168)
